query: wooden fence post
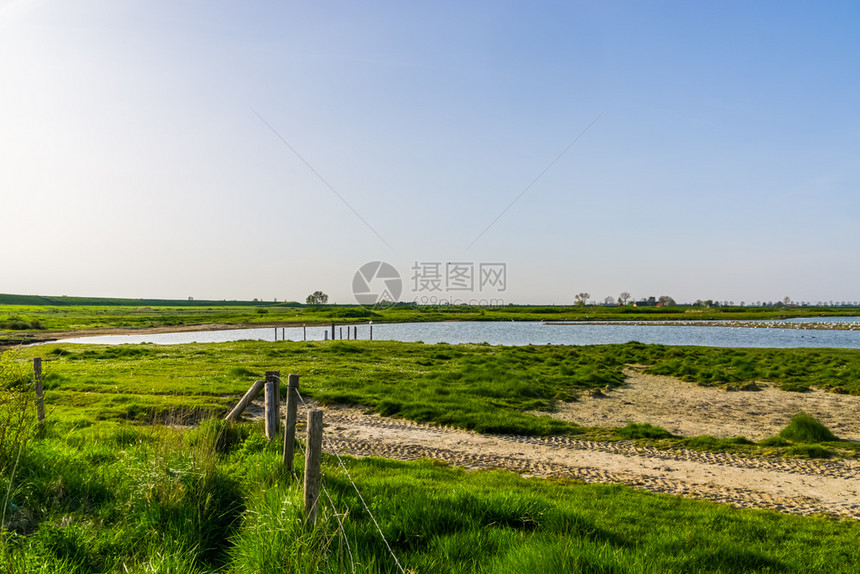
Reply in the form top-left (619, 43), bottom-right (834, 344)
top-left (369, 321), bottom-right (373, 341)
top-left (225, 379), bottom-right (265, 421)
top-left (331, 322), bottom-right (335, 340)
top-left (264, 370), bottom-right (280, 440)
top-left (303, 324), bottom-right (306, 341)
top-left (282, 374), bottom-right (299, 472)
top-left (304, 409), bottom-right (323, 525)
top-left (33, 358), bottom-right (45, 422)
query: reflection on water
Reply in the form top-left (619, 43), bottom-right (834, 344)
top-left (51, 320), bottom-right (860, 349)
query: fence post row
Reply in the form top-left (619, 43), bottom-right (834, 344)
top-left (282, 373), bottom-right (299, 472)
top-left (33, 357), bottom-right (45, 422)
top-left (264, 370), bottom-right (280, 440)
top-left (304, 409), bottom-right (324, 525)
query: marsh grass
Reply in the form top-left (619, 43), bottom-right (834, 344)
top-left (779, 413), bottom-right (839, 443)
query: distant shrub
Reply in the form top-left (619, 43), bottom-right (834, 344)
top-left (0, 318), bottom-right (44, 330)
top-left (779, 413), bottom-right (838, 443)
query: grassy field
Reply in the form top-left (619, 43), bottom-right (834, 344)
top-left (11, 340), bottom-right (860, 450)
top-left (3, 341), bottom-right (860, 572)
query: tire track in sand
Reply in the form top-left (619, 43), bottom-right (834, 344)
top-left (309, 404), bottom-right (860, 520)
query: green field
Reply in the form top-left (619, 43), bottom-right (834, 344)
top-left (3, 340), bottom-right (860, 572)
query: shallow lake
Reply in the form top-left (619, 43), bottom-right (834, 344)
top-left (52, 319), bottom-right (860, 349)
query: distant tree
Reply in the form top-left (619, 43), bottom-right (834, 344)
top-left (575, 292), bottom-right (590, 306)
top-left (603, 296), bottom-right (616, 305)
top-left (783, 296), bottom-right (791, 306)
top-left (646, 296), bottom-right (657, 306)
top-left (618, 292), bottom-right (632, 305)
top-left (658, 295), bottom-right (676, 307)
top-left (306, 291), bottom-right (329, 305)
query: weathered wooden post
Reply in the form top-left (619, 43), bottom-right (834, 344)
top-left (331, 322), bottom-right (335, 340)
top-left (225, 379), bottom-right (265, 421)
top-left (353, 326), bottom-right (357, 340)
top-left (339, 327), bottom-right (343, 340)
top-left (304, 409), bottom-right (323, 525)
top-left (369, 321), bottom-right (373, 341)
top-left (264, 371), bottom-right (280, 440)
top-left (282, 373), bottom-right (299, 472)
top-left (33, 358), bottom-right (45, 422)
top-left (303, 324), bottom-right (306, 341)
top-left (274, 327), bottom-right (277, 341)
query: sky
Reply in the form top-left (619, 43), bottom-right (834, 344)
top-left (1, 1), bottom-right (858, 305)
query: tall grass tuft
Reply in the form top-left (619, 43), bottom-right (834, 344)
top-left (778, 413), bottom-right (838, 443)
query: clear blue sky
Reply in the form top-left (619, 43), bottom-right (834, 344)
top-left (2, 1), bottom-right (858, 305)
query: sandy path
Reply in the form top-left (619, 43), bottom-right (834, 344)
top-left (310, 405), bottom-right (859, 520)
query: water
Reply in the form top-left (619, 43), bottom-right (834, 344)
top-left (50, 320), bottom-right (860, 349)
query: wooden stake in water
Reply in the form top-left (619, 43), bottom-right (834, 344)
top-left (304, 409), bottom-right (324, 525)
top-left (282, 374), bottom-right (299, 472)
top-left (33, 358), bottom-right (45, 422)
top-left (264, 370), bottom-right (280, 439)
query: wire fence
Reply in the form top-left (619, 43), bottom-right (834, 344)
top-left (275, 374), bottom-right (405, 574)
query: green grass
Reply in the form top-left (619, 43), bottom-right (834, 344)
top-left (2, 422), bottom-right (859, 573)
top-left (6, 341), bottom-right (858, 462)
top-left (779, 413), bottom-right (839, 443)
top-left (4, 342), bottom-right (860, 571)
top-left (11, 341), bottom-right (860, 434)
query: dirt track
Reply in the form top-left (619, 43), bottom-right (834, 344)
top-left (261, 368), bottom-right (860, 520)
top-left (311, 404), bottom-right (859, 520)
